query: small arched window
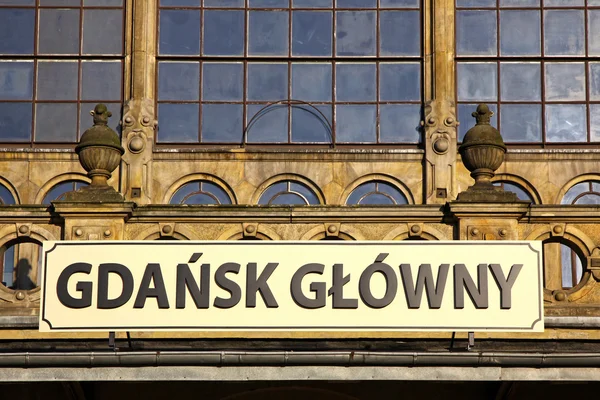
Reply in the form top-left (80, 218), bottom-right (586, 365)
top-left (561, 181), bottom-right (600, 205)
top-left (170, 180), bottom-right (232, 205)
top-left (1, 239), bottom-right (42, 291)
top-left (493, 181), bottom-right (534, 202)
top-left (543, 239), bottom-right (584, 290)
top-left (42, 180), bottom-right (88, 204)
top-left (346, 181), bottom-right (408, 205)
top-left (258, 180), bottom-right (320, 205)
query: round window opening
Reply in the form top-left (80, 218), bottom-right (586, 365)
top-left (543, 240), bottom-right (585, 291)
top-left (0, 239), bottom-right (42, 291)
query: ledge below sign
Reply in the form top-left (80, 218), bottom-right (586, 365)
top-left (39, 241), bottom-right (544, 333)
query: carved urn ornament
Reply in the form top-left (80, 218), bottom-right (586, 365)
top-left (61, 104), bottom-right (125, 202)
top-left (456, 104), bottom-right (517, 202)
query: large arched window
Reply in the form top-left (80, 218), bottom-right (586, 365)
top-left (493, 181), bottom-right (534, 202)
top-left (170, 180), bottom-right (233, 205)
top-left (561, 180), bottom-right (600, 205)
top-left (258, 180), bottom-right (321, 205)
top-left (156, 1), bottom-right (423, 145)
top-left (346, 180), bottom-right (408, 205)
top-left (42, 180), bottom-right (88, 204)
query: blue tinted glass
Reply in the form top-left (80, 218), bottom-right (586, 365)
top-left (360, 193), bottom-right (395, 205)
top-left (270, 193), bottom-right (306, 205)
top-left (36, 61), bottom-right (78, 101)
top-left (250, 0), bottom-right (289, 6)
top-left (43, 181), bottom-right (88, 204)
top-left (544, 10), bottom-right (584, 56)
top-left (545, 104), bottom-right (587, 143)
top-left (159, 10), bottom-right (200, 56)
top-left (259, 182), bottom-right (287, 205)
top-left (158, 62), bottom-right (200, 101)
top-left (561, 182), bottom-right (588, 204)
top-left (500, 104), bottom-right (542, 143)
top-left (494, 182), bottom-right (533, 202)
top-left (85, 0), bottom-right (124, 5)
top-left (0, 9), bottom-right (34, 55)
top-left (35, 103), bottom-right (78, 142)
top-left (381, 0), bottom-right (419, 6)
top-left (380, 104), bottom-right (422, 143)
top-left (248, 63), bottom-right (288, 101)
top-left (246, 104), bottom-right (288, 143)
top-left (292, 11), bottom-right (332, 56)
top-left (0, 103), bottom-right (32, 142)
top-left (500, 62), bottom-right (540, 101)
top-left (347, 183), bottom-right (375, 205)
top-left (500, 10), bottom-right (540, 56)
top-left (202, 104), bottom-right (243, 143)
top-left (337, 0), bottom-right (376, 7)
top-left (81, 61), bottom-right (122, 101)
top-left (575, 194), bottom-right (600, 205)
top-left (590, 10), bottom-right (600, 56)
top-left (380, 11), bottom-right (420, 56)
top-left (457, 10), bottom-right (497, 56)
top-left (380, 63), bottom-right (420, 101)
top-left (545, 63), bottom-right (585, 101)
top-left (336, 63), bottom-right (376, 101)
top-left (204, 0), bottom-right (243, 6)
top-left (291, 63), bottom-right (331, 101)
top-left (290, 182), bottom-right (319, 204)
top-left (203, 10), bottom-right (244, 56)
top-left (202, 182), bottom-right (232, 205)
top-left (40, 0), bottom-right (79, 4)
top-left (160, 0), bottom-right (200, 5)
top-left (79, 102), bottom-right (121, 137)
top-left (202, 63), bottom-right (243, 101)
top-left (38, 9), bottom-right (80, 55)
top-left (293, 0), bottom-right (331, 7)
top-left (590, 63), bottom-right (600, 101)
top-left (157, 103), bottom-right (199, 142)
top-left (457, 62), bottom-right (497, 102)
top-left (458, 103), bottom-right (497, 141)
top-left (83, 10), bottom-right (123, 55)
top-left (249, 11), bottom-right (288, 56)
top-left (379, 182), bottom-right (407, 204)
top-left (291, 104), bottom-right (332, 143)
top-left (336, 105), bottom-right (376, 143)
top-left (0, 185), bottom-right (15, 205)
top-left (170, 182), bottom-right (197, 204)
top-left (184, 193), bottom-right (218, 205)
top-left (336, 11), bottom-right (376, 56)
top-left (500, 0), bottom-right (538, 5)
top-left (0, 62), bottom-right (34, 101)
top-left (456, 0), bottom-right (495, 6)
top-left (0, 0), bottom-right (35, 4)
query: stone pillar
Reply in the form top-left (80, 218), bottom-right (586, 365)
top-left (422, 0), bottom-right (458, 204)
top-left (120, 0), bottom-right (157, 204)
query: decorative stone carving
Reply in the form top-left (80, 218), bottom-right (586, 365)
top-left (456, 104), bottom-right (517, 202)
top-left (61, 104), bottom-right (125, 202)
top-left (422, 99), bottom-right (458, 203)
top-left (120, 98), bottom-right (156, 204)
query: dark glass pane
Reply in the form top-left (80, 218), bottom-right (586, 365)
top-left (85, 0), bottom-right (124, 5)
top-left (204, 0), bottom-right (243, 6)
top-left (292, 11), bottom-right (332, 56)
top-left (258, 181), bottom-right (287, 205)
top-left (336, 63), bottom-right (376, 101)
top-left (250, 0), bottom-right (289, 7)
top-left (248, 11), bottom-right (288, 56)
top-left (379, 63), bottom-right (420, 101)
top-left (35, 103), bottom-right (78, 142)
top-left (0, 9), bottom-right (34, 55)
top-left (158, 62), bottom-right (200, 101)
top-left (160, 0), bottom-right (200, 5)
top-left (201, 104), bottom-right (243, 143)
top-left (337, 0), bottom-right (376, 7)
top-left (184, 193), bottom-right (218, 205)
top-left (291, 181), bottom-right (319, 204)
top-left (291, 104), bottom-right (331, 143)
top-left (170, 182), bottom-right (197, 204)
top-left (157, 103), bottom-right (199, 142)
top-left (83, 9), bottom-right (123, 55)
top-left (378, 182), bottom-right (408, 204)
top-left (0, 103), bottom-right (32, 142)
top-left (36, 61), bottom-right (78, 101)
top-left (336, 11), bottom-right (376, 56)
top-left (500, 10), bottom-right (540, 56)
top-left (0, 185), bottom-right (15, 205)
top-left (336, 105), bottom-right (376, 143)
top-left (347, 182), bottom-right (375, 205)
top-left (380, 11), bottom-right (420, 56)
top-left (246, 104), bottom-right (288, 143)
top-left (247, 63), bottom-right (288, 101)
top-left (203, 182), bottom-right (232, 205)
top-left (293, 0), bottom-right (332, 7)
top-left (202, 62), bottom-right (243, 101)
top-left (544, 10), bottom-right (584, 56)
top-left (159, 10), bottom-right (201, 56)
top-left (381, 0), bottom-right (419, 6)
top-left (456, 0), bottom-right (495, 6)
top-left (203, 10), bottom-right (244, 56)
top-left (500, 62), bottom-right (540, 101)
top-left (380, 104), bottom-right (421, 143)
top-left (38, 9), bottom-right (80, 55)
top-left (81, 61), bottom-right (122, 101)
top-left (499, 104), bottom-right (542, 143)
top-left (291, 63), bottom-right (331, 102)
top-left (0, 61), bottom-right (34, 100)
top-left (360, 193), bottom-right (395, 205)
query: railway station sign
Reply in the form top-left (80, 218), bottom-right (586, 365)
top-left (39, 241), bottom-right (543, 332)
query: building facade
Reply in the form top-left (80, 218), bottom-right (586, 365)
top-left (1, 0), bottom-right (600, 398)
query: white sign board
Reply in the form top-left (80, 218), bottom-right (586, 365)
top-left (39, 241), bottom-right (544, 332)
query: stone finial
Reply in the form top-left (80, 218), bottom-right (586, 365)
top-left (60, 104), bottom-right (125, 202)
top-left (455, 104), bottom-right (518, 202)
